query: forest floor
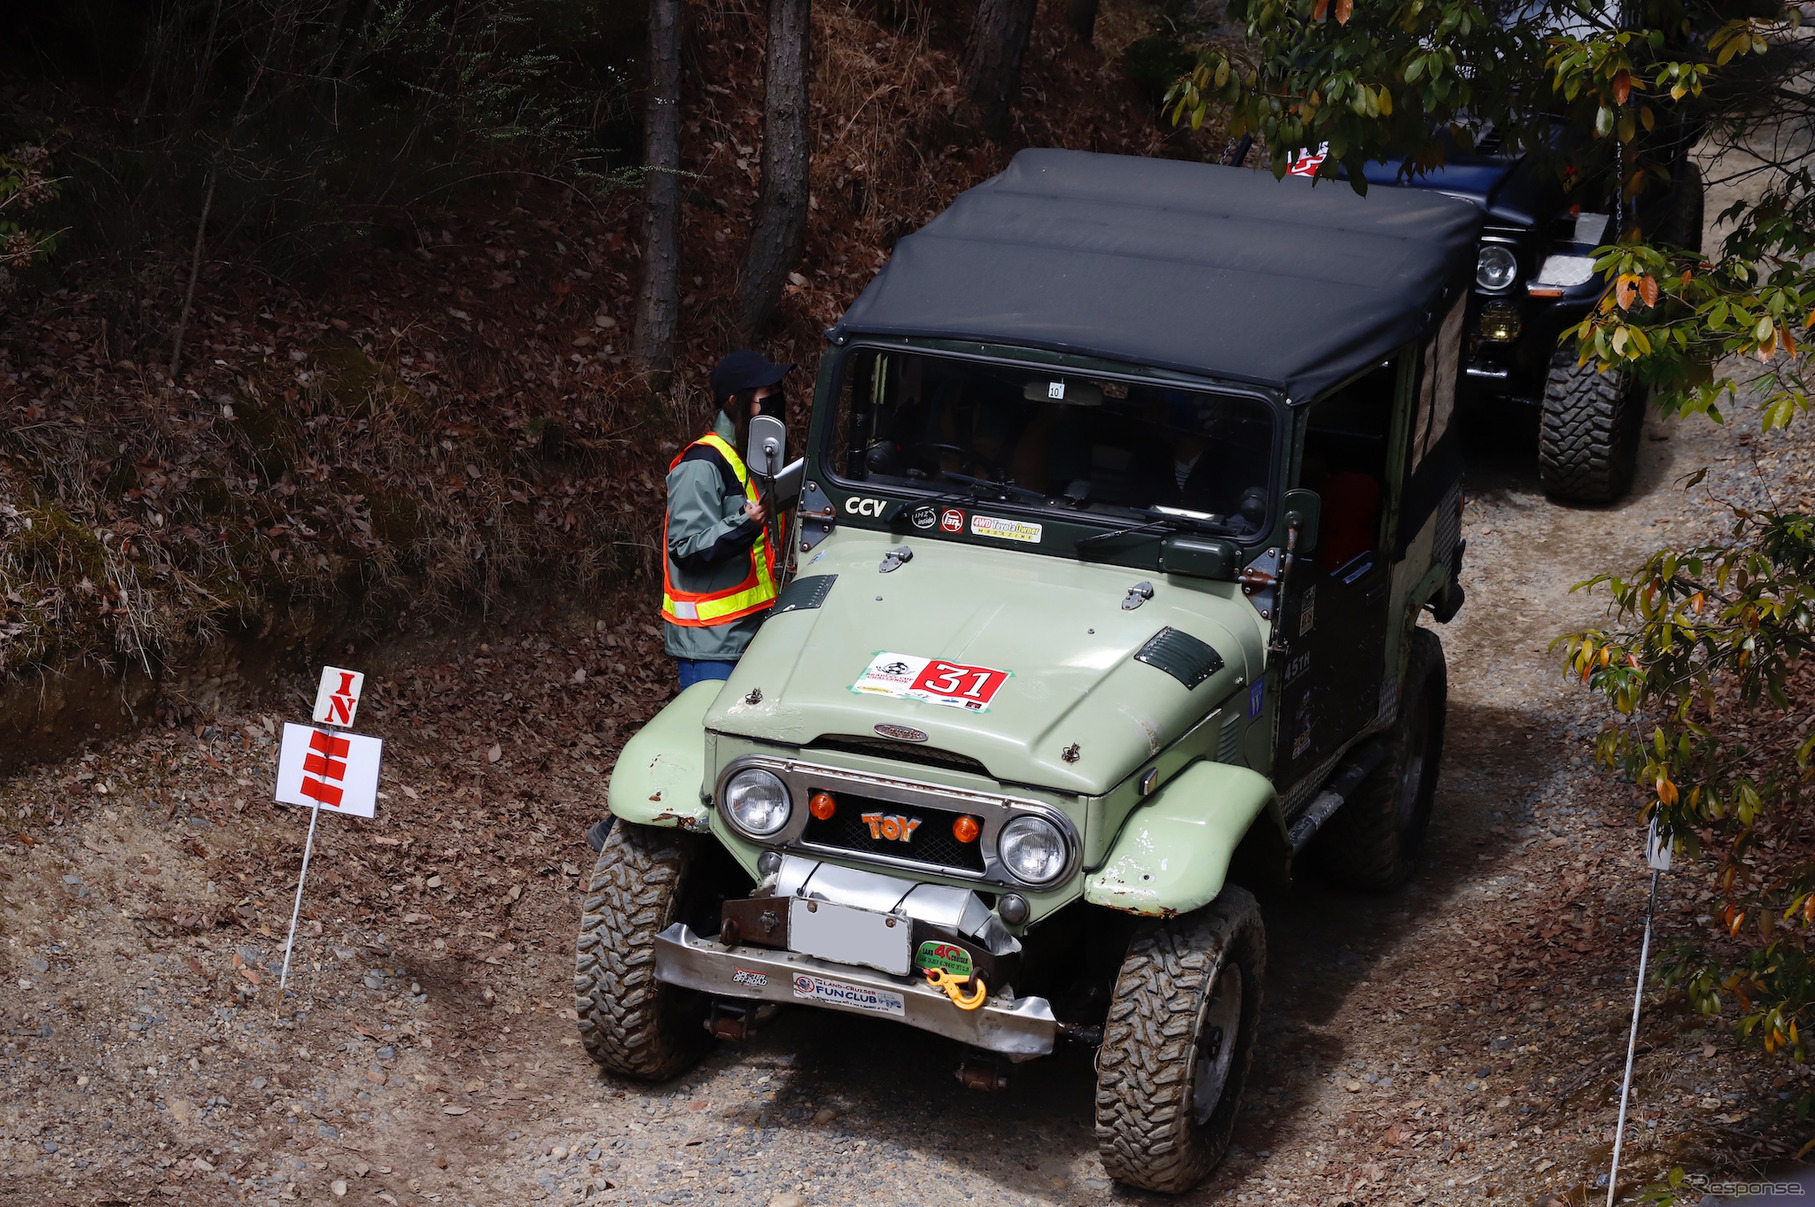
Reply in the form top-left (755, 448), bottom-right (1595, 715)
top-left (5, 337), bottom-right (1815, 1207)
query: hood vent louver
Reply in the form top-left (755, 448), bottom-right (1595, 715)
top-left (1133, 627), bottom-right (1225, 690)
top-left (1217, 715), bottom-right (1243, 763)
top-left (773, 574), bottom-right (836, 615)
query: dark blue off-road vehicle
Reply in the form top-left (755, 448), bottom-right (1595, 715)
top-left (1359, 132), bottom-right (1704, 502)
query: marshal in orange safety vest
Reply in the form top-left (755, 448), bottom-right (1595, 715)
top-left (661, 429), bottom-right (778, 629)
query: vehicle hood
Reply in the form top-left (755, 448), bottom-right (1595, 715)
top-left (1359, 154), bottom-right (1557, 228)
top-left (704, 528), bottom-right (1266, 796)
top-left (1360, 157), bottom-right (1517, 206)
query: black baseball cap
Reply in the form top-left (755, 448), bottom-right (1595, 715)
top-left (710, 350), bottom-right (794, 407)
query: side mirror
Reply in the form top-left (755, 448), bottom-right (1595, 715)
top-left (747, 415), bottom-right (786, 478)
top-left (1283, 487), bottom-right (1320, 554)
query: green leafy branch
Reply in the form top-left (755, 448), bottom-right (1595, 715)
top-left (0, 145), bottom-right (61, 281)
top-left (1563, 509), bottom-right (1815, 1062)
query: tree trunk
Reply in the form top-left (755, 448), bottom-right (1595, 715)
top-left (632, 0), bottom-right (684, 395)
top-left (961, 0), bottom-right (1040, 142)
top-left (1064, 0), bottom-right (1098, 45)
top-left (739, 0), bottom-right (812, 339)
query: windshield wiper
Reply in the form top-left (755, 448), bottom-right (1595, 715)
top-left (935, 470), bottom-right (1047, 503)
top-left (1074, 508), bottom-right (1235, 553)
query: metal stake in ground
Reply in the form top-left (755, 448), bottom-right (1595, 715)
top-left (275, 799), bottom-right (323, 1007)
top-left (1607, 819), bottom-right (1671, 1206)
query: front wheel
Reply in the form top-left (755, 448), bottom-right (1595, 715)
top-left (1094, 887), bottom-right (1266, 1194)
top-left (574, 821), bottom-right (711, 1080)
top-left (1537, 343), bottom-right (1643, 504)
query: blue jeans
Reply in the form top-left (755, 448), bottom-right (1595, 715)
top-left (677, 658), bottom-right (737, 689)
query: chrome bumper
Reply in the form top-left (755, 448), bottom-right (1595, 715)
top-left (653, 923), bottom-right (1058, 1056)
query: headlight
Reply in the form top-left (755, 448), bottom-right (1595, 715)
top-left (723, 768), bottom-right (791, 837)
top-left (998, 815), bottom-right (1069, 886)
top-left (1476, 245), bottom-right (1518, 291)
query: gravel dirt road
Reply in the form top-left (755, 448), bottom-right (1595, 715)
top-left (4, 374), bottom-right (1812, 1207)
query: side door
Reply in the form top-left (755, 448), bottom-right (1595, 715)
top-left (1271, 358), bottom-right (1407, 791)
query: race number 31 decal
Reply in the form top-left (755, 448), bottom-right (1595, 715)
top-left (851, 653), bottom-right (1011, 712)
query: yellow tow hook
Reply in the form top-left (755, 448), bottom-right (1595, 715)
top-left (924, 967), bottom-right (987, 1010)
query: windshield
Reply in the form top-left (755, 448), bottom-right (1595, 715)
top-left (830, 348), bottom-right (1276, 538)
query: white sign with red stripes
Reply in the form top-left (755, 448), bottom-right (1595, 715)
top-left (275, 722), bottom-right (384, 819)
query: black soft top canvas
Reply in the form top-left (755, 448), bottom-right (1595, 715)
top-left (832, 148), bottom-right (1484, 402)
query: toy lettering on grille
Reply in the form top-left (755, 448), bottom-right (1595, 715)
top-left (860, 812), bottom-right (922, 842)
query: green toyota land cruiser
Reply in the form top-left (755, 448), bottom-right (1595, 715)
top-left (576, 149), bottom-right (1480, 1193)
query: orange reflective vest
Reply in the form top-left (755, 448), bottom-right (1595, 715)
top-left (661, 432), bottom-right (778, 627)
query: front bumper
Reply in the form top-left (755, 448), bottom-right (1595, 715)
top-left (654, 923), bottom-right (1059, 1056)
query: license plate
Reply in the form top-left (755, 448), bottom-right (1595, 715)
top-left (787, 898), bottom-right (912, 977)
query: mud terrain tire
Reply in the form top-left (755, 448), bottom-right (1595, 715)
top-left (1537, 342), bottom-right (1643, 504)
top-left (1312, 627), bottom-right (1447, 891)
top-left (574, 821), bottom-right (710, 1080)
top-left (1094, 887), bottom-right (1266, 1194)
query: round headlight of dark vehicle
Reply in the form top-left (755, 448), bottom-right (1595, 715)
top-left (998, 815), bottom-right (1069, 886)
top-left (1476, 245), bottom-right (1518, 291)
top-left (723, 768), bottom-right (791, 837)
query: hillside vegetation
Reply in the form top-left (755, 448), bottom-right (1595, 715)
top-left (0, 0), bottom-right (1218, 752)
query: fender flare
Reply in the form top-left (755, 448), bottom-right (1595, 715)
top-left (1084, 760), bottom-right (1285, 917)
top-left (606, 681), bottom-right (721, 830)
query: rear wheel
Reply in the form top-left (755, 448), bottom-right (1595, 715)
top-left (1537, 342), bottom-right (1643, 504)
top-left (1312, 627), bottom-right (1447, 891)
top-left (574, 821), bottom-right (711, 1079)
top-left (1094, 887), bottom-right (1266, 1194)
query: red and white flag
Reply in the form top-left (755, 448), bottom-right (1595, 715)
top-left (1287, 143), bottom-right (1330, 177)
top-left (275, 723), bottom-right (383, 819)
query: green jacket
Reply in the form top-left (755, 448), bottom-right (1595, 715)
top-left (663, 412), bottom-right (768, 660)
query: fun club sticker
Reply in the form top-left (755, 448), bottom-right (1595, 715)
top-left (792, 973), bottom-right (906, 1017)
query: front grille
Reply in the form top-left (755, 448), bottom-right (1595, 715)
top-left (810, 735), bottom-right (991, 777)
top-left (798, 788), bottom-right (987, 874)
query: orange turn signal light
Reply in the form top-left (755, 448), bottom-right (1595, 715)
top-left (953, 815), bottom-right (981, 844)
top-left (809, 792), bottom-right (837, 821)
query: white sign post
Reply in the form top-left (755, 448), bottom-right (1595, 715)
top-left (275, 670), bottom-right (382, 1008)
top-left (1606, 817), bottom-right (1672, 1207)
